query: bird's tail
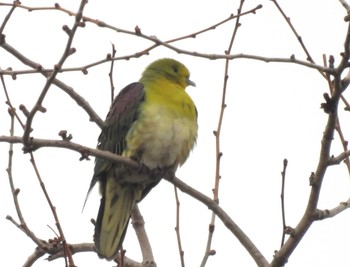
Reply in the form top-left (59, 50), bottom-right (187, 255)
top-left (94, 177), bottom-right (141, 260)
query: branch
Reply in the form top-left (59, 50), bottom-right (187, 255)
top-left (0, 0), bottom-right (17, 35)
top-left (339, 0), bottom-right (350, 12)
top-left (0, 134), bottom-right (269, 266)
top-left (279, 159), bottom-right (288, 248)
top-left (174, 186), bottom-right (185, 267)
top-left (130, 205), bottom-right (156, 266)
top-left (22, 0), bottom-right (88, 145)
top-left (314, 198), bottom-right (350, 220)
top-left (0, 42), bottom-right (104, 128)
top-left (201, 1), bottom-right (246, 266)
top-left (0, 135), bottom-right (140, 169)
top-left (165, 176), bottom-right (270, 267)
top-left (23, 247), bottom-right (46, 267)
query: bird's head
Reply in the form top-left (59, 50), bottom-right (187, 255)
top-left (142, 58), bottom-right (196, 89)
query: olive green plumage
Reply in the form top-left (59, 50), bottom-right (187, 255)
top-left (87, 58), bottom-right (198, 260)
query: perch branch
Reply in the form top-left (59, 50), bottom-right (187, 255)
top-left (130, 205), bottom-right (156, 266)
top-left (174, 186), bottom-right (185, 267)
top-left (0, 134), bottom-right (269, 266)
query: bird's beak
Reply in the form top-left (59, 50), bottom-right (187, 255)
top-left (186, 78), bottom-right (196, 87)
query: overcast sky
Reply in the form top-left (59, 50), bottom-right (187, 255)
top-left (1, 0), bottom-right (350, 266)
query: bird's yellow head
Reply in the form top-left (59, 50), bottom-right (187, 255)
top-left (141, 58), bottom-right (195, 89)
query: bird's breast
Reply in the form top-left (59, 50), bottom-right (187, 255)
top-left (124, 97), bottom-right (197, 170)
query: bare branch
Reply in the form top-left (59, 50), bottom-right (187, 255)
top-left (0, 135), bottom-right (140, 168)
top-left (201, 1), bottom-right (246, 267)
top-left (108, 43), bottom-right (117, 104)
top-left (165, 176), bottom-right (270, 267)
top-left (314, 198), bottom-right (350, 220)
top-left (130, 205), bottom-right (156, 266)
top-left (22, 0), bottom-right (88, 145)
top-left (174, 186), bottom-right (185, 267)
top-left (23, 247), bottom-right (46, 267)
top-left (272, 64), bottom-right (342, 267)
top-left (339, 0), bottom-right (350, 12)
top-left (280, 159), bottom-right (288, 248)
top-left (0, 0), bottom-right (17, 35)
top-left (0, 42), bottom-right (104, 128)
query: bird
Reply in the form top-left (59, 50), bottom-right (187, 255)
top-left (86, 58), bottom-right (198, 260)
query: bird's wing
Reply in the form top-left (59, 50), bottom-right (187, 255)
top-left (86, 82), bottom-right (145, 198)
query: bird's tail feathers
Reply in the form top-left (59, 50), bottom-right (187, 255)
top-left (94, 179), bottom-right (141, 260)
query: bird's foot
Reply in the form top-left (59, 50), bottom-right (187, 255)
top-left (151, 167), bottom-right (175, 181)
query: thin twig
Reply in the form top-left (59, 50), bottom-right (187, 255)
top-left (201, 1), bottom-right (245, 266)
top-left (2, 72), bottom-right (75, 264)
top-left (168, 176), bottom-right (269, 267)
top-left (22, 0), bottom-right (88, 145)
top-left (2, 76), bottom-right (48, 251)
top-left (322, 54), bottom-right (350, 174)
top-left (0, 52), bottom-right (332, 77)
top-left (0, 2), bottom-right (262, 44)
top-left (0, 41), bottom-right (104, 128)
top-left (0, 0), bottom-right (17, 34)
top-left (271, 21), bottom-right (348, 265)
top-left (174, 186), bottom-right (185, 267)
top-left (108, 43), bottom-right (117, 104)
top-left (280, 159), bottom-right (288, 248)
top-left (0, 73), bottom-right (25, 128)
top-left (29, 154), bottom-right (74, 266)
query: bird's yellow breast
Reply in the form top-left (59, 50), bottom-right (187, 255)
top-left (123, 79), bottom-right (197, 170)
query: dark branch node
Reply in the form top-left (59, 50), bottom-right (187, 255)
top-left (284, 226), bottom-right (296, 236)
top-left (313, 209), bottom-right (330, 220)
top-left (69, 47), bottom-right (76, 56)
top-left (135, 25), bottom-right (142, 35)
top-left (320, 93), bottom-right (336, 114)
top-left (82, 68), bottom-right (88, 75)
top-left (19, 104), bottom-right (29, 117)
top-left (58, 130), bottom-right (73, 141)
top-left (38, 105), bottom-right (47, 113)
top-left (14, 188), bottom-right (20, 196)
top-left (78, 21), bottom-right (86, 28)
top-left (22, 141), bottom-right (36, 154)
top-left (208, 249), bottom-right (216, 256)
top-left (0, 33), bottom-right (5, 45)
top-left (344, 14), bottom-right (350, 22)
top-left (79, 149), bottom-right (90, 161)
top-left (62, 25), bottom-right (71, 35)
top-left (309, 172), bottom-right (316, 186)
top-left (209, 223), bottom-right (215, 233)
top-left (97, 21), bottom-right (106, 27)
top-left (54, 64), bottom-right (61, 71)
top-left (328, 55), bottom-right (335, 69)
top-left (7, 107), bottom-right (15, 117)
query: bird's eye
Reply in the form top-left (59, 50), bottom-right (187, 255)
top-left (172, 65), bottom-right (178, 73)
